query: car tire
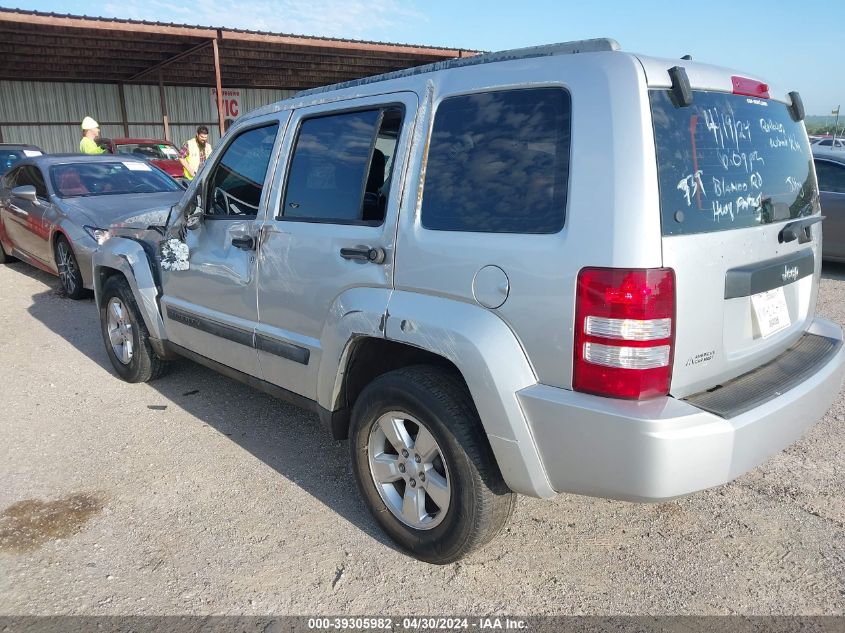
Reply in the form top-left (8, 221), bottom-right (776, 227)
top-left (349, 365), bottom-right (516, 564)
top-left (99, 275), bottom-right (168, 383)
top-left (54, 236), bottom-right (86, 299)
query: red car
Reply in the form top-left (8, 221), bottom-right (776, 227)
top-left (97, 137), bottom-right (184, 181)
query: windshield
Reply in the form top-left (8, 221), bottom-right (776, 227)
top-left (115, 142), bottom-right (180, 161)
top-left (1, 149), bottom-right (38, 174)
top-left (50, 161), bottom-right (181, 198)
top-left (651, 90), bottom-right (818, 236)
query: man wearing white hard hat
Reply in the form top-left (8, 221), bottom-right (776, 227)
top-left (79, 116), bottom-right (105, 154)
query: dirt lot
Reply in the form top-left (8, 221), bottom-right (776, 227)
top-left (0, 261), bottom-right (843, 616)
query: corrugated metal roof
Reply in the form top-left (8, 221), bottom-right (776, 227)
top-left (0, 7), bottom-right (474, 54)
top-left (0, 8), bottom-right (476, 90)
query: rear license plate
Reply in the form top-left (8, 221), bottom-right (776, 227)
top-left (751, 287), bottom-right (791, 338)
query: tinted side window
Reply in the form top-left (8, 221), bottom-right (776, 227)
top-left (421, 88), bottom-right (571, 234)
top-left (208, 124), bottom-right (279, 217)
top-left (816, 161), bottom-right (845, 194)
top-left (282, 107), bottom-right (402, 224)
top-left (17, 166), bottom-right (48, 199)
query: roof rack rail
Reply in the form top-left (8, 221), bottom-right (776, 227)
top-left (295, 38), bottom-right (620, 98)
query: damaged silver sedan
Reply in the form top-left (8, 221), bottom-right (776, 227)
top-left (0, 154), bottom-right (183, 298)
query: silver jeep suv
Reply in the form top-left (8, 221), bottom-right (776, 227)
top-left (93, 39), bottom-right (845, 563)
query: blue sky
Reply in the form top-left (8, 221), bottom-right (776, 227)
top-left (6, 0), bottom-right (843, 116)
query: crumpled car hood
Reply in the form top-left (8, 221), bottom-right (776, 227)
top-left (57, 191), bottom-right (183, 230)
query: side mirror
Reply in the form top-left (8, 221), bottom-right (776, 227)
top-left (183, 193), bottom-right (205, 231)
top-left (185, 205), bottom-right (204, 231)
top-left (11, 185), bottom-right (38, 204)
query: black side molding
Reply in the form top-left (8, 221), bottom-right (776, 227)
top-left (255, 333), bottom-right (310, 365)
top-left (166, 306), bottom-right (253, 347)
top-left (166, 306), bottom-right (310, 365)
top-left (724, 249), bottom-right (814, 299)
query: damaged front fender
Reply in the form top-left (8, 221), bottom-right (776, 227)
top-left (93, 236), bottom-right (167, 345)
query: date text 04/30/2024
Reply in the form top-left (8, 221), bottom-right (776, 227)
top-left (306, 617), bottom-right (528, 630)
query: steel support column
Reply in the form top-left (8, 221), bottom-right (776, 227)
top-left (212, 37), bottom-right (224, 137)
top-left (158, 70), bottom-right (170, 141)
top-left (118, 83), bottom-right (129, 136)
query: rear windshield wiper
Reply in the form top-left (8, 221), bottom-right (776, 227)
top-left (779, 215), bottom-right (823, 244)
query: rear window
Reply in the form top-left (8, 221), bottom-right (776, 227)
top-left (421, 87), bottom-right (571, 234)
top-left (651, 90), bottom-right (817, 236)
top-left (115, 143), bottom-right (179, 161)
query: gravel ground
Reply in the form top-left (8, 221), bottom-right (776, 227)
top-left (0, 261), bottom-right (843, 616)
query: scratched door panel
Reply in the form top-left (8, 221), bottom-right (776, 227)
top-left (255, 93), bottom-right (417, 400)
top-left (160, 116), bottom-right (285, 378)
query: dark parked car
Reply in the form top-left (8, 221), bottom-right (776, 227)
top-left (0, 154), bottom-right (183, 298)
top-left (98, 137), bottom-right (184, 181)
top-left (817, 154), bottom-right (845, 262)
top-left (0, 143), bottom-right (44, 175)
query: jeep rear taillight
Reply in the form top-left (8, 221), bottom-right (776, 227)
top-left (573, 268), bottom-right (676, 400)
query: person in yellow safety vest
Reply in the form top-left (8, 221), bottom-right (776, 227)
top-left (178, 126), bottom-right (212, 180)
top-left (79, 116), bottom-right (105, 154)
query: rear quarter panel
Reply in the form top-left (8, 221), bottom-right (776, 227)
top-left (394, 51), bottom-right (663, 389)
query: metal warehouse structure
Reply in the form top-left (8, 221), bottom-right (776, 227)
top-left (0, 8), bottom-right (473, 152)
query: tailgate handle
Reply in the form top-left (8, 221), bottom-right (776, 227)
top-left (779, 216), bottom-right (823, 244)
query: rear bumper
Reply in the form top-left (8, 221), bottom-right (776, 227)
top-left (518, 317), bottom-right (845, 501)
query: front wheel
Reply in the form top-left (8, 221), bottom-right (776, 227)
top-left (349, 366), bottom-right (516, 564)
top-left (99, 275), bottom-right (168, 383)
top-left (54, 236), bottom-right (85, 299)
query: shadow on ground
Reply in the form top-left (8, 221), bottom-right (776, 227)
top-left (821, 261), bottom-right (845, 281)
top-left (14, 257), bottom-right (845, 560)
top-left (6, 262), bottom-right (397, 554)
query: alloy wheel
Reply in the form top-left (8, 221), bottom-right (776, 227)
top-left (106, 297), bottom-right (134, 365)
top-left (367, 411), bottom-right (451, 530)
top-left (56, 241), bottom-right (78, 295)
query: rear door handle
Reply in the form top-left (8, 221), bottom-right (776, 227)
top-left (231, 235), bottom-right (255, 250)
top-left (340, 245), bottom-right (386, 264)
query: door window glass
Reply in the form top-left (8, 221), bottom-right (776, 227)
top-left (420, 88), bottom-right (571, 233)
top-left (816, 139), bottom-right (844, 148)
top-left (3, 167), bottom-right (21, 189)
top-left (815, 161), bottom-right (845, 194)
top-left (0, 150), bottom-right (26, 174)
top-left (208, 124), bottom-right (279, 217)
top-left (16, 165), bottom-right (48, 199)
top-left (282, 106), bottom-right (403, 224)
